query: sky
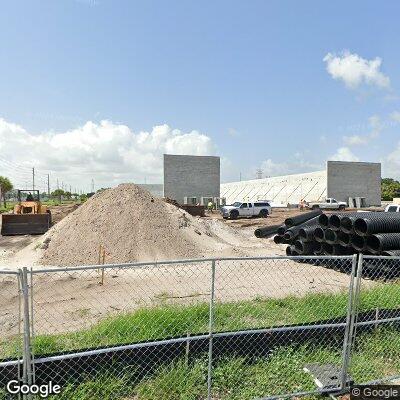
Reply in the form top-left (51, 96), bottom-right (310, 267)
top-left (0, 0), bottom-right (400, 193)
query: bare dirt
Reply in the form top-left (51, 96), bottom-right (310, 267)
top-left (1, 258), bottom-right (361, 337)
top-left (48, 203), bottom-right (80, 224)
top-left (39, 184), bottom-right (281, 267)
top-left (0, 189), bottom-right (370, 338)
top-left (0, 203), bottom-right (80, 270)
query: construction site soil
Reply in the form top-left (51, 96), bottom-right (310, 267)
top-left (40, 184), bottom-right (280, 267)
top-left (0, 186), bottom-right (375, 337)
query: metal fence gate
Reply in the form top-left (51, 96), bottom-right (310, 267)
top-left (0, 255), bottom-right (399, 399)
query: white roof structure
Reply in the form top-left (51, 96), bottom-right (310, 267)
top-left (221, 170), bottom-right (327, 206)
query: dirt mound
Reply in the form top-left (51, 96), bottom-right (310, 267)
top-left (40, 184), bottom-right (246, 266)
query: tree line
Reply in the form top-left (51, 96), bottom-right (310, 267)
top-left (1, 175), bottom-right (400, 206)
top-left (0, 176), bottom-right (88, 207)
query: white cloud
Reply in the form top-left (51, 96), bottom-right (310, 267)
top-left (390, 111), bottom-right (400, 122)
top-left (382, 142), bottom-right (400, 179)
top-left (329, 147), bottom-right (359, 162)
top-left (343, 135), bottom-right (369, 146)
top-left (227, 128), bottom-right (240, 137)
top-left (323, 51), bottom-right (390, 89)
top-left (343, 115), bottom-right (382, 146)
top-left (0, 118), bottom-right (216, 192)
top-left (259, 158), bottom-right (323, 178)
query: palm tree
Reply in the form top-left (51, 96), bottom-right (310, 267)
top-left (0, 176), bottom-right (13, 207)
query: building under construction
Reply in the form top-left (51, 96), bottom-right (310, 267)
top-left (220, 161), bottom-right (381, 207)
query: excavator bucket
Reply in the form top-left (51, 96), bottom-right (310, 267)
top-left (1, 213), bottom-right (51, 236)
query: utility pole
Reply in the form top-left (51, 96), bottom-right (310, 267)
top-left (57, 179), bottom-right (59, 190)
top-left (47, 174), bottom-right (50, 196)
top-left (91, 179), bottom-right (95, 193)
top-left (32, 167), bottom-right (35, 191)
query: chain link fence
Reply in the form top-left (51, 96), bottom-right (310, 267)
top-left (211, 256), bottom-right (355, 399)
top-left (0, 270), bottom-right (23, 398)
top-left (0, 255), bottom-right (399, 399)
top-left (349, 255), bottom-right (400, 386)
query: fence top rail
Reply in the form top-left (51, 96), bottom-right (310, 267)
top-left (0, 269), bottom-right (19, 275)
top-left (30, 254), bottom-right (355, 274)
top-left (363, 255), bottom-right (400, 260)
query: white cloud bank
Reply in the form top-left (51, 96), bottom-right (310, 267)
top-left (329, 147), bottom-right (359, 162)
top-left (0, 118), bottom-right (216, 191)
top-left (259, 158), bottom-right (323, 178)
top-left (323, 51), bottom-right (390, 89)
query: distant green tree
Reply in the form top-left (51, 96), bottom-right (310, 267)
top-left (0, 176), bottom-right (13, 207)
top-left (381, 178), bottom-right (400, 201)
top-left (51, 189), bottom-right (65, 203)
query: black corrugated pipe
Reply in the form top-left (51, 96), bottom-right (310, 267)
top-left (328, 213), bottom-right (352, 231)
top-left (382, 249), bottom-right (400, 256)
top-left (294, 240), bottom-right (315, 255)
top-left (351, 234), bottom-right (367, 251)
top-left (277, 225), bottom-right (286, 235)
top-left (318, 213), bottom-right (329, 228)
top-left (340, 212), bottom-right (371, 234)
top-left (286, 245), bottom-right (300, 256)
top-left (322, 242), bottom-right (334, 255)
top-left (354, 213), bottom-right (400, 236)
top-left (324, 229), bottom-right (338, 244)
top-left (273, 235), bottom-right (291, 244)
top-left (366, 233), bottom-right (400, 253)
top-left (273, 235), bottom-right (284, 244)
top-left (284, 209), bottom-right (322, 228)
top-left (284, 227), bottom-right (300, 241)
top-left (314, 227), bottom-right (325, 242)
top-left (313, 242), bottom-right (323, 255)
top-left (331, 244), bottom-right (353, 255)
top-left (337, 231), bottom-right (351, 247)
top-left (291, 246), bottom-right (300, 256)
top-left (254, 224), bottom-right (281, 238)
top-left (299, 226), bottom-right (316, 242)
top-left (283, 217), bottom-right (319, 240)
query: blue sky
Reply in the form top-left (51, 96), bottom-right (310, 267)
top-left (1, 0), bottom-right (400, 191)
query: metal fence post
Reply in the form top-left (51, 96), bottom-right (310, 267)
top-left (207, 259), bottom-right (216, 400)
top-left (340, 254), bottom-right (358, 389)
top-left (21, 267), bottom-right (32, 391)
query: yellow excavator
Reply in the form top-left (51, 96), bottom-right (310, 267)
top-left (1, 190), bottom-right (52, 235)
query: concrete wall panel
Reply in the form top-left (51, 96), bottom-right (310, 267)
top-left (163, 154), bottom-right (220, 204)
top-left (327, 161), bottom-right (381, 206)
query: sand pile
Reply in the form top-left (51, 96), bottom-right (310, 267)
top-left (40, 183), bottom-right (247, 266)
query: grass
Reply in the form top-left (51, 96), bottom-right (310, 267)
top-left (0, 203), bottom-right (14, 213)
top-left (1, 283), bottom-right (399, 399)
top-left (1, 281), bottom-right (399, 359)
top-left (41, 328), bottom-right (400, 400)
top-left (28, 281), bottom-right (400, 356)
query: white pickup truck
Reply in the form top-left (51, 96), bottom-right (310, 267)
top-left (221, 201), bottom-right (272, 219)
top-left (307, 198), bottom-right (346, 210)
